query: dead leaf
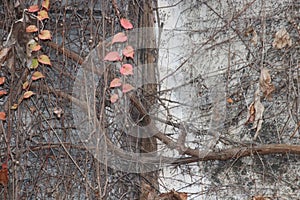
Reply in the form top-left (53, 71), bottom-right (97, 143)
top-left (0, 163), bottom-right (8, 186)
top-left (272, 28), bottom-right (292, 49)
top-left (0, 77), bottom-right (5, 85)
top-left (53, 107), bottom-right (63, 118)
top-left (227, 98), bottom-right (234, 104)
top-left (0, 47), bottom-right (11, 65)
top-left (245, 27), bottom-right (258, 46)
top-left (159, 190), bottom-right (187, 200)
top-left (0, 112), bottom-right (6, 121)
top-left (259, 68), bottom-right (275, 100)
top-left (0, 90), bottom-right (7, 97)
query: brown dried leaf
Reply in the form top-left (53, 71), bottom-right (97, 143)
top-left (0, 47), bottom-right (11, 65)
top-left (159, 190), bottom-right (187, 200)
top-left (259, 68), bottom-right (275, 100)
top-left (272, 28), bottom-right (292, 49)
top-left (245, 27), bottom-right (258, 46)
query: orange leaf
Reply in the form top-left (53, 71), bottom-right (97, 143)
top-left (122, 45), bottom-right (134, 59)
top-left (0, 112), bottom-right (6, 121)
top-left (110, 94), bottom-right (119, 103)
top-left (104, 51), bottom-right (121, 62)
top-left (120, 18), bottom-right (133, 30)
top-left (120, 64), bottom-right (133, 75)
top-left (24, 91), bottom-right (35, 99)
top-left (110, 78), bottom-right (122, 88)
top-left (112, 32), bottom-right (128, 44)
top-left (122, 83), bottom-right (134, 93)
top-left (37, 10), bottom-right (49, 21)
top-left (42, 0), bottom-right (50, 10)
top-left (38, 30), bottom-right (51, 40)
top-left (227, 98), bottom-right (234, 104)
top-left (0, 77), bottom-right (5, 85)
top-left (28, 5), bottom-right (39, 12)
top-left (0, 90), bottom-right (7, 97)
top-left (26, 25), bottom-right (38, 33)
top-left (38, 55), bottom-right (51, 66)
top-left (32, 71), bottom-right (45, 81)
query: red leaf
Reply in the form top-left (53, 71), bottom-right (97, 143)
top-left (110, 94), bottom-right (119, 103)
top-left (0, 112), bottom-right (6, 121)
top-left (120, 18), bottom-right (133, 30)
top-left (104, 52), bottom-right (121, 62)
top-left (28, 5), bottom-right (39, 13)
top-left (0, 90), bottom-right (7, 97)
top-left (0, 77), bottom-right (5, 85)
top-left (112, 32), bottom-right (128, 44)
top-left (122, 83), bottom-right (134, 93)
top-left (120, 64), bottom-right (133, 75)
top-left (122, 45), bottom-right (134, 59)
top-left (110, 78), bottom-right (122, 88)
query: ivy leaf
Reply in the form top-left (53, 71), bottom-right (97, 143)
top-left (120, 18), bottom-right (133, 30)
top-left (110, 78), bottom-right (122, 88)
top-left (0, 112), bottom-right (6, 121)
top-left (122, 83), bottom-right (134, 93)
top-left (0, 77), bottom-right (5, 85)
top-left (26, 25), bottom-right (38, 33)
top-left (28, 5), bottom-right (39, 13)
top-left (29, 41), bottom-right (41, 52)
top-left (0, 90), bottom-right (7, 97)
top-left (104, 51), bottom-right (121, 62)
top-left (120, 64), bottom-right (133, 75)
top-left (42, 0), bottom-right (50, 10)
top-left (30, 58), bottom-right (39, 69)
top-left (23, 81), bottom-right (30, 90)
top-left (122, 45), bottom-right (134, 59)
top-left (37, 10), bottom-right (49, 21)
top-left (38, 30), bottom-right (51, 40)
top-left (110, 94), bottom-right (119, 103)
top-left (259, 68), bottom-right (275, 100)
top-left (11, 104), bottom-right (18, 110)
top-left (38, 55), bottom-right (51, 66)
top-left (112, 32), bottom-right (128, 44)
top-left (272, 28), bottom-right (292, 49)
top-left (24, 91), bottom-right (35, 99)
top-left (32, 71), bottom-right (45, 81)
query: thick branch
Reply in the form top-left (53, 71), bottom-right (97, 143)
top-left (171, 144), bottom-right (300, 165)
